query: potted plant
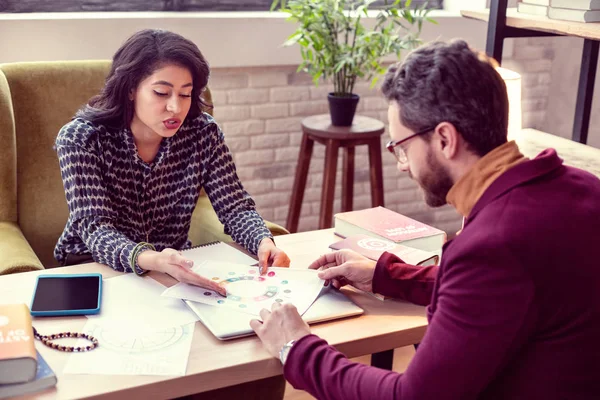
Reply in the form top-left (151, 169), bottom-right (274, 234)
top-left (271, 0), bottom-right (433, 126)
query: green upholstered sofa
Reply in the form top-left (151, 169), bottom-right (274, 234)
top-left (0, 60), bottom-right (288, 275)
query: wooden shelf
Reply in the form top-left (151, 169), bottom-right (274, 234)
top-left (461, 8), bottom-right (600, 41)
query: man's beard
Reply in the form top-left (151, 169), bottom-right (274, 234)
top-left (412, 150), bottom-right (454, 207)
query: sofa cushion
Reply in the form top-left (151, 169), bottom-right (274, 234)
top-left (0, 69), bottom-right (17, 223)
top-left (0, 222), bottom-right (43, 275)
top-left (1, 61), bottom-right (111, 267)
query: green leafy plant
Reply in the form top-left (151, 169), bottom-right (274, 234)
top-left (271, 0), bottom-right (434, 97)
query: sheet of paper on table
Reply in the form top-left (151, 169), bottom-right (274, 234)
top-left (87, 274), bottom-right (199, 330)
top-left (162, 261), bottom-right (325, 317)
top-left (63, 320), bottom-right (194, 376)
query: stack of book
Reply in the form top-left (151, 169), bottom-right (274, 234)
top-left (0, 304), bottom-right (57, 399)
top-left (517, 0), bottom-right (600, 22)
top-left (333, 206), bottom-right (447, 253)
top-left (333, 208), bottom-right (445, 301)
top-left (517, 0), bottom-right (550, 16)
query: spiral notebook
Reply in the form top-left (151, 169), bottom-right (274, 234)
top-left (182, 241), bottom-right (258, 267)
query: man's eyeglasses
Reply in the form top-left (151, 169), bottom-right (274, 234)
top-left (386, 127), bottom-right (435, 164)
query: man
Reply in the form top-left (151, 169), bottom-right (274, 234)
top-left (250, 40), bottom-right (600, 399)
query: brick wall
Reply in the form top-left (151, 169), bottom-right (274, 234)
top-left (210, 66), bottom-right (463, 236)
top-left (486, 0), bottom-right (555, 131)
top-left (209, 36), bottom-right (552, 237)
top-left (503, 37), bottom-right (555, 130)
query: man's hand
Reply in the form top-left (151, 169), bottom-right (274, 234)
top-left (308, 249), bottom-right (377, 292)
top-left (257, 238), bottom-right (291, 274)
top-left (250, 302), bottom-right (311, 359)
top-left (138, 248), bottom-right (226, 295)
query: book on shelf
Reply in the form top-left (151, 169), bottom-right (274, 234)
top-left (521, 0), bottom-right (550, 6)
top-left (0, 351), bottom-right (57, 399)
top-left (517, 2), bottom-right (549, 16)
top-left (330, 234), bottom-right (439, 266)
top-left (548, 6), bottom-right (600, 21)
top-left (334, 206), bottom-right (446, 252)
top-left (550, 0), bottom-right (600, 10)
top-left (0, 304), bottom-right (37, 385)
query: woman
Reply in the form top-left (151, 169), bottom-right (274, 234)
top-left (54, 29), bottom-right (290, 294)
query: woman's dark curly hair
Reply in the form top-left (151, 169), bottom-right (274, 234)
top-left (78, 29), bottom-right (211, 128)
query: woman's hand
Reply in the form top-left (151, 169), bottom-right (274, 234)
top-left (137, 248), bottom-right (226, 295)
top-left (257, 238), bottom-right (291, 274)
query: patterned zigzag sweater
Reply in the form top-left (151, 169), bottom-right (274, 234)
top-left (54, 113), bottom-right (272, 272)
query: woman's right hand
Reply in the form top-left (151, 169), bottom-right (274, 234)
top-left (137, 248), bottom-right (226, 295)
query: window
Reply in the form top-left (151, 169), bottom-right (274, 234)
top-left (0, 0), bottom-right (442, 13)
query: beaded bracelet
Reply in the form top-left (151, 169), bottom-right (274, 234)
top-left (129, 242), bottom-right (156, 276)
top-left (33, 327), bottom-right (98, 352)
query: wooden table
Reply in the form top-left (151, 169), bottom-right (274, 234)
top-left (0, 229), bottom-right (427, 399)
top-left (286, 114), bottom-right (386, 233)
top-left (462, 5), bottom-right (600, 144)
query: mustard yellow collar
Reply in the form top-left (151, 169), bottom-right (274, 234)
top-left (447, 141), bottom-right (528, 218)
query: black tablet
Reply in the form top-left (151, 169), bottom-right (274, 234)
top-left (30, 274), bottom-right (102, 317)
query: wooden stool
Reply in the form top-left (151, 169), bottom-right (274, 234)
top-left (286, 114), bottom-right (386, 233)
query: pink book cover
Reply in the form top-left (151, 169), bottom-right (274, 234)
top-left (329, 234), bottom-right (439, 266)
top-left (335, 206), bottom-right (444, 242)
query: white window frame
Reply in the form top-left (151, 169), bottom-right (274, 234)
top-left (0, 1), bottom-right (490, 67)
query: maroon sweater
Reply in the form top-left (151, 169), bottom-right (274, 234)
top-left (284, 149), bottom-right (600, 399)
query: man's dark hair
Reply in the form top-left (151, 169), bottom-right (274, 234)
top-left (78, 29), bottom-right (211, 129)
top-left (381, 40), bottom-right (509, 157)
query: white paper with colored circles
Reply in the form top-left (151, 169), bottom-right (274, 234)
top-left (161, 261), bottom-right (325, 317)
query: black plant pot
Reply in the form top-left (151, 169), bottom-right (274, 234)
top-left (328, 93), bottom-right (360, 126)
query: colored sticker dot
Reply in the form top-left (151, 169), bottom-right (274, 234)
top-left (228, 272), bottom-right (235, 275)
top-left (275, 299), bottom-right (283, 303)
top-left (212, 277), bottom-right (220, 280)
top-left (217, 300), bottom-right (225, 304)
top-left (204, 292), bottom-right (212, 296)
top-left (281, 280), bottom-right (288, 285)
top-left (257, 277), bottom-right (265, 282)
top-left (249, 270), bottom-right (256, 274)
top-left (267, 271), bottom-right (276, 277)
top-left (239, 304), bottom-right (247, 308)
top-left (284, 289), bottom-right (291, 294)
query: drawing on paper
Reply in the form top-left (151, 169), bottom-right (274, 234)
top-left (88, 324), bottom-right (190, 354)
top-left (63, 321), bottom-right (195, 376)
top-left (203, 269), bottom-right (294, 309)
top-left (162, 261), bottom-right (325, 317)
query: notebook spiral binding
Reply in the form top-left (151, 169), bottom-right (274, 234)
top-left (184, 241), bottom-right (222, 250)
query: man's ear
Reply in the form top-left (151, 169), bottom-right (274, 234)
top-left (434, 122), bottom-right (460, 160)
